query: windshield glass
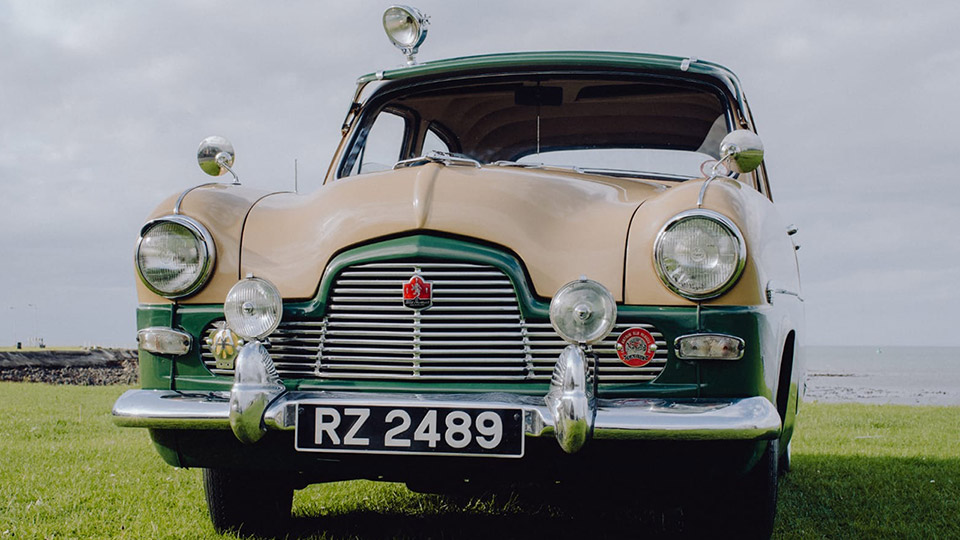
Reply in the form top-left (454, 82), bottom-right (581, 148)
top-left (339, 75), bottom-right (731, 180)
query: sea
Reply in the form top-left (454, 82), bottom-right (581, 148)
top-left (805, 346), bottom-right (960, 406)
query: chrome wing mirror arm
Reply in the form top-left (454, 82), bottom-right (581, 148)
top-left (697, 160), bottom-right (728, 209)
top-left (216, 153), bottom-right (239, 184)
top-left (698, 129), bottom-right (765, 208)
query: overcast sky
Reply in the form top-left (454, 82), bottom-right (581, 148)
top-left (1, 0), bottom-right (958, 347)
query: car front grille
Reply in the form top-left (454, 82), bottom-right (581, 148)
top-left (203, 262), bottom-right (668, 384)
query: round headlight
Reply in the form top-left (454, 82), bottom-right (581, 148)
top-left (224, 277), bottom-right (283, 341)
top-left (135, 216), bottom-right (215, 298)
top-left (654, 210), bottom-right (746, 300)
top-left (549, 279), bottom-right (617, 345)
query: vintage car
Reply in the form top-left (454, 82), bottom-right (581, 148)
top-left (113, 6), bottom-right (803, 537)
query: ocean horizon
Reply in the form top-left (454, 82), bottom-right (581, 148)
top-left (804, 345), bottom-right (960, 406)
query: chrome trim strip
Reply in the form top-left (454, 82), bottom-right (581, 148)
top-left (329, 305), bottom-right (520, 312)
top-left (331, 296), bottom-right (516, 304)
top-left (113, 389), bottom-right (782, 442)
top-left (338, 280), bottom-right (512, 286)
top-left (202, 319), bottom-right (668, 383)
top-left (765, 283), bottom-right (804, 303)
top-left (352, 262), bottom-right (485, 267)
top-left (173, 182), bottom-right (219, 215)
top-left (492, 161), bottom-right (688, 185)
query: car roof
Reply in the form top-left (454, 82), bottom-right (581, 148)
top-left (357, 51), bottom-right (745, 107)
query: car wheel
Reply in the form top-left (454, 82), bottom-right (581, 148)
top-left (730, 439), bottom-right (779, 539)
top-left (685, 439), bottom-right (779, 539)
top-left (778, 440), bottom-right (792, 474)
top-left (202, 468), bottom-right (294, 535)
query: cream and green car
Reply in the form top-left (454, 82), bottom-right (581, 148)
top-left (113, 6), bottom-right (803, 537)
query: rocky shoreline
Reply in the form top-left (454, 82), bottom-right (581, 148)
top-left (0, 348), bottom-right (138, 385)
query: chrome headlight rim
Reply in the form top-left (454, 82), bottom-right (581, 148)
top-left (135, 215), bottom-right (217, 299)
top-left (653, 209), bottom-right (746, 301)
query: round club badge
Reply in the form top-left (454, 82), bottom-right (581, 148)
top-left (615, 327), bottom-right (658, 367)
top-left (205, 321), bottom-right (244, 370)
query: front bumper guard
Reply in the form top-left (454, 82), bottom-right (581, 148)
top-left (114, 342), bottom-right (781, 450)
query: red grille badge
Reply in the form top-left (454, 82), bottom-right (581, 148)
top-left (616, 328), bottom-right (657, 367)
top-left (402, 275), bottom-right (433, 310)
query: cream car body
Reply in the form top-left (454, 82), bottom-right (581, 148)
top-left (117, 8), bottom-right (803, 537)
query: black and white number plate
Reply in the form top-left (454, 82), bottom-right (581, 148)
top-left (295, 404), bottom-right (524, 458)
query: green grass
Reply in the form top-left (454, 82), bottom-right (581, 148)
top-left (776, 403), bottom-right (960, 538)
top-left (1, 383), bottom-right (958, 539)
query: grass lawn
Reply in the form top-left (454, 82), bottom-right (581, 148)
top-left (1, 383), bottom-right (958, 539)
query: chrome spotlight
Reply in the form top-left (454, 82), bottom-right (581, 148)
top-left (549, 278), bottom-right (617, 345)
top-left (383, 5), bottom-right (429, 65)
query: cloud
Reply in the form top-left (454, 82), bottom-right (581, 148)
top-left (1, 1), bottom-right (958, 346)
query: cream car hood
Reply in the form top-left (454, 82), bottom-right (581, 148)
top-left (240, 164), bottom-right (669, 301)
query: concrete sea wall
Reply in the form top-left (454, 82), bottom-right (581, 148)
top-left (0, 348), bottom-right (138, 385)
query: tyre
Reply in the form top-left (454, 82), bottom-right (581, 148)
top-left (778, 440), bottom-right (792, 475)
top-left (730, 439), bottom-right (779, 539)
top-left (685, 440), bottom-right (779, 539)
top-left (202, 468), bottom-right (294, 535)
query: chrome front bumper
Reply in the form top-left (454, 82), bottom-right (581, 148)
top-left (114, 341), bottom-right (781, 451)
top-left (113, 390), bottom-right (781, 439)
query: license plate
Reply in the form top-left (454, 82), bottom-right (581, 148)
top-left (295, 404), bottom-right (524, 458)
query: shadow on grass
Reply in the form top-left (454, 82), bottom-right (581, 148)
top-left (284, 505), bottom-right (686, 540)
top-left (244, 453), bottom-right (960, 540)
top-left (775, 454), bottom-right (960, 538)
top-left (221, 454), bottom-right (960, 540)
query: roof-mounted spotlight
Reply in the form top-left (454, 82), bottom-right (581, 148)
top-left (383, 5), bottom-right (429, 65)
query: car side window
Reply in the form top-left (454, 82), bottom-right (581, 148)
top-left (350, 111), bottom-right (407, 175)
top-left (421, 127), bottom-right (449, 155)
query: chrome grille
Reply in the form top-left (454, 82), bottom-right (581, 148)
top-left (202, 262), bottom-right (667, 383)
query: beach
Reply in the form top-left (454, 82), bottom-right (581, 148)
top-left (805, 345), bottom-right (960, 406)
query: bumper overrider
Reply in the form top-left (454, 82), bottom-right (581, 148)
top-left (113, 341), bottom-right (781, 453)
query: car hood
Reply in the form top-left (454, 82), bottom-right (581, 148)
top-left (240, 164), bottom-right (669, 301)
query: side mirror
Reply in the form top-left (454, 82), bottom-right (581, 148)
top-left (719, 130), bottom-right (764, 174)
top-left (197, 136), bottom-right (239, 183)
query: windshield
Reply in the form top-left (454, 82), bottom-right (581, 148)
top-left (339, 75), bottom-right (732, 180)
